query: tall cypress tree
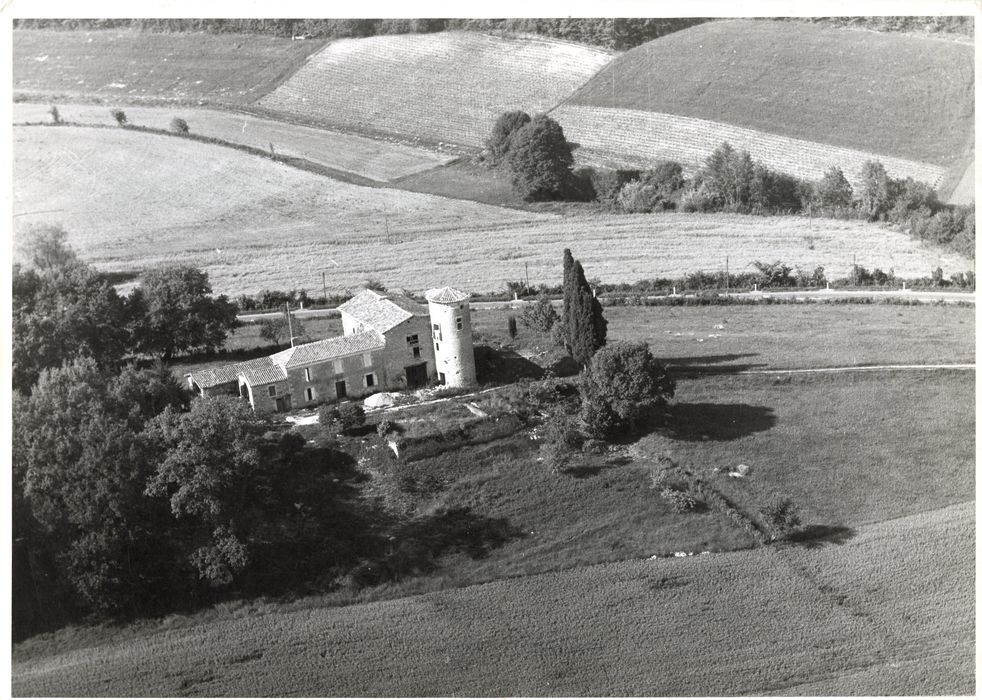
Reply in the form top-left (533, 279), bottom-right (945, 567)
top-left (561, 249), bottom-right (607, 365)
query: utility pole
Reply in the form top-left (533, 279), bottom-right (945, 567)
top-left (322, 271), bottom-right (328, 306)
top-left (285, 302), bottom-right (295, 348)
top-left (525, 262), bottom-right (530, 296)
top-left (725, 256), bottom-right (729, 295)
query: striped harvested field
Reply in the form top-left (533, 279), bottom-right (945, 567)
top-left (12, 29), bottom-right (324, 104)
top-left (13, 103), bottom-right (454, 182)
top-left (14, 126), bottom-right (971, 297)
top-left (568, 20), bottom-right (974, 168)
top-left (258, 32), bottom-right (614, 146)
top-left (554, 104), bottom-right (948, 190)
top-left (12, 501), bottom-right (974, 696)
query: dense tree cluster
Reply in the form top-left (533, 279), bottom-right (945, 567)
top-left (485, 112), bottom-right (577, 201)
top-left (13, 225), bottom-right (240, 392)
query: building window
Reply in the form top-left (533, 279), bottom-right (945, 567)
top-left (406, 334), bottom-right (419, 346)
top-left (305, 387), bottom-right (315, 402)
top-left (304, 367), bottom-right (311, 382)
top-left (268, 386), bottom-right (276, 397)
top-left (413, 347), bottom-right (421, 359)
top-left (438, 372), bottom-right (446, 384)
top-left (362, 352), bottom-right (372, 368)
top-left (435, 342), bottom-right (439, 351)
top-left (432, 323), bottom-right (442, 341)
top-left (335, 380), bottom-right (347, 399)
top-left (333, 359), bottom-right (344, 374)
top-left (456, 316), bottom-right (463, 330)
top-left (365, 373), bottom-right (375, 388)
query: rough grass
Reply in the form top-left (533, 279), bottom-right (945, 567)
top-left (15, 126), bottom-right (973, 297)
top-left (258, 31), bottom-right (614, 147)
top-left (553, 104), bottom-right (947, 190)
top-left (12, 501), bottom-right (973, 696)
top-left (567, 19), bottom-right (974, 167)
top-left (14, 103), bottom-right (455, 182)
top-left (12, 29), bottom-right (325, 104)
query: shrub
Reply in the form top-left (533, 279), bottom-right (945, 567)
top-left (48, 105), bottom-right (61, 124)
top-left (752, 260), bottom-right (794, 288)
top-left (170, 117), bottom-right (190, 135)
top-left (507, 315), bottom-right (518, 339)
top-left (320, 403), bottom-right (365, 433)
top-left (616, 161), bottom-right (685, 212)
top-left (521, 295), bottom-right (559, 332)
top-left (376, 419), bottom-right (397, 437)
top-left (759, 496), bottom-right (802, 542)
top-left (660, 487), bottom-right (696, 513)
top-left (579, 342), bottom-right (675, 439)
top-left (110, 109), bottom-right (127, 126)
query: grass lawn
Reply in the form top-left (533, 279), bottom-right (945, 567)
top-left (12, 29), bottom-right (326, 104)
top-left (473, 302), bottom-right (976, 371)
top-left (568, 19), bottom-right (974, 167)
top-left (13, 502), bottom-right (973, 696)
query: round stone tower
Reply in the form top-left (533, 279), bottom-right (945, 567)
top-left (425, 286), bottom-right (477, 388)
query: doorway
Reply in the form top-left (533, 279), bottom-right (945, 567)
top-left (405, 362), bottom-right (428, 389)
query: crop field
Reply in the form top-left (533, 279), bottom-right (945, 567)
top-left (12, 29), bottom-right (325, 104)
top-left (567, 19), bottom-right (974, 168)
top-left (552, 104), bottom-right (948, 190)
top-left (13, 103), bottom-right (454, 181)
top-left (13, 501), bottom-right (973, 695)
top-left (15, 126), bottom-right (973, 297)
top-left (258, 32), bottom-right (615, 146)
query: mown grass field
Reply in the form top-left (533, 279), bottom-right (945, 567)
top-left (13, 103), bottom-right (455, 182)
top-left (258, 31), bottom-right (614, 146)
top-left (14, 126), bottom-right (972, 297)
top-left (567, 19), bottom-right (974, 168)
top-left (12, 29), bottom-right (325, 104)
top-left (552, 104), bottom-right (947, 189)
top-left (13, 501), bottom-right (973, 696)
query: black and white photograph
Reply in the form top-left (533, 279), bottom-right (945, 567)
top-left (5, 1), bottom-right (976, 695)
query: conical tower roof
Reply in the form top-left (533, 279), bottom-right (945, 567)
top-left (425, 286), bottom-right (471, 304)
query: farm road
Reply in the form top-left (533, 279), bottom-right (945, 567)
top-left (238, 288), bottom-right (975, 321)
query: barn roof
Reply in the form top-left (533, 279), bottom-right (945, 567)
top-left (187, 364), bottom-right (240, 389)
top-left (338, 289), bottom-right (427, 333)
top-left (425, 286), bottom-right (471, 304)
top-left (270, 330), bottom-right (385, 368)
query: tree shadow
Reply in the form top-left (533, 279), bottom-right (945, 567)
top-left (474, 345), bottom-right (545, 384)
top-left (663, 403), bottom-right (776, 441)
top-left (788, 524), bottom-right (857, 549)
top-left (349, 507), bottom-right (526, 586)
top-left (563, 455), bottom-right (632, 479)
top-left (666, 353), bottom-right (767, 376)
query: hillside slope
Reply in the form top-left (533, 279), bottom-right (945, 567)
top-left (12, 29), bottom-right (325, 104)
top-left (258, 31), bottom-right (615, 146)
top-left (12, 501), bottom-right (974, 696)
top-left (14, 127), bottom-right (972, 296)
top-left (567, 20), bottom-right (974, 169)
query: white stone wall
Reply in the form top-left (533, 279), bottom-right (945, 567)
top-left (427, 299), bottom-right (477, 387)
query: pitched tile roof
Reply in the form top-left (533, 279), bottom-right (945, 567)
top-left (338, 289), bottom-right (427, 333)
top-left (425, 286), bottom-right (471, 304)
top-left (237, 357), bottom-right (287, 386)
top-left (270, 330), bottom-right (385, 369)
top-left (187, 364), bottom-right (240, 389)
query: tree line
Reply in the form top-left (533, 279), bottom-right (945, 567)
top-left (484, 112), bottom-right (975, 259)
top-left (13, 18), bottom-right (709, 50)
top-left (13, 224), bottom-right (239, 394)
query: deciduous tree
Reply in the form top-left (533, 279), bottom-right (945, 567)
top-left (505, 114), bottom-right (575, 201)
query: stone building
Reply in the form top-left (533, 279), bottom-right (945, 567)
top-left (186, 287), bottom-right (475, 414)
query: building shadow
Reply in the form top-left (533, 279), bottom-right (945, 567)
top-left (474, 345), bottom-right (546, 384)
top-left (663, 403), bottom-right (776, 441)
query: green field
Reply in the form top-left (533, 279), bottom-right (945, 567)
top-left (258, 31), bottom-right (614, 146)
top-left (13, 501), bottom-right (973, 696)
top-left (567, 19), bottom-right (974, 168)
top-left (14, 127), bottom-right (972, 297)
top-left (12, 29), bottom-right (325, 104)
